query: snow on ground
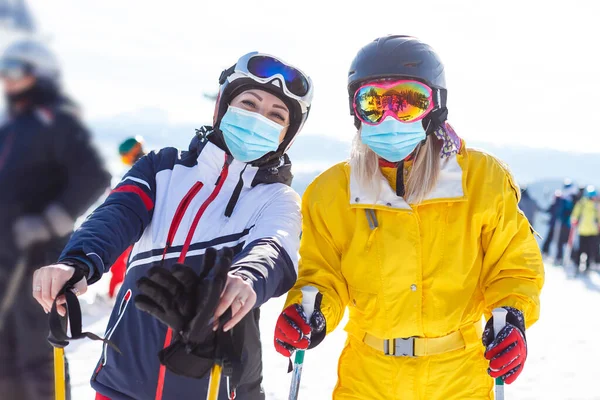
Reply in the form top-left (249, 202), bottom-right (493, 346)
top-left (68, 263), bottom-right (600, 399)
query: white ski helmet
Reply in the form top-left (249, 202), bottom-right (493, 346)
top-left (215, 52), bottom-right (313, 165)
top-left (0, 39), bottom-right (60, 83)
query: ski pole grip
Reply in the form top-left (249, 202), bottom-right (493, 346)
top-left (492, 308), bottom-right (508, 397)
top-left (492, 308), bottom-right (508, 337)
top-left (301, 286), bottom-right (319, 321)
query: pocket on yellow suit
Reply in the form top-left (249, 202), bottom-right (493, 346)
top-left (333, 337), bottom-right (399, 400)
top-left (423, 345), bottom-right (493, 400)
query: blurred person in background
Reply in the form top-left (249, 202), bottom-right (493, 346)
top-left (570, 185), bottom-right (599, 273)
top-left (519, 184), bottom-right (541, 227)
top-left (555, 179), bottom-right (578, 265)
top-left (31, 51), bottom-right (312, 400)
top-left (575, 184), bottom-right (586, 203)
top-left (0, 39), bottom-right (111, 400)
top-left (118, 136), bottom-right (146, 167)
top-left (106, 136), bottom-right (148, 300)
top-left (541, 189), bottom-right (562, 258)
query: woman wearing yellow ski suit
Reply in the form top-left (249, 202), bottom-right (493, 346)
top-left (274, 36), bottom-right (544, 399)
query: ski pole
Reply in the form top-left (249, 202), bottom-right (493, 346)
top-left (0, 256), bottom-right (27, 333)
top-left (492, 308), bottom-right (508, 400)
top-left (206, 362), bottom-right (222, 400)
top-left (207, 308), bottom-right (235, 400)
top-left (54, 347), bottom-right (66, 400)
top-left (288, 285), bottom-right (319, 400)
top-left (47, 282), bottom-right (118, 400)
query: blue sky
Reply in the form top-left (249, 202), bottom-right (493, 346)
top-left (12, 0), bottom-right (600, 152)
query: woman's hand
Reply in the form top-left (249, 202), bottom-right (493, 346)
top-left (213, 272), bottom-right (256, 332)
top-left (32, 264), bottom-right (87, 316)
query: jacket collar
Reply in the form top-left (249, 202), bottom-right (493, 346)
top-left (189, 127), bottom-right (294, 188)
top-left (349, 147), bottom-right (468, 211)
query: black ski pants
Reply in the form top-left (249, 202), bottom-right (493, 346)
top-left (572, 235), bottom-right (599, 271)
top-left (556, 224), bottom-right (571, 263)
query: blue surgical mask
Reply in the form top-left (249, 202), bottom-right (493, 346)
top-left (220, 106), bottom-right (285, 163)
top-left (361, 117), bottom-right (427, 162)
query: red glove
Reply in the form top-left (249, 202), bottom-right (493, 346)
top-left (482, 307), bottom-right (528, 384)
top-left (274, 304), bottom-right (311, 357)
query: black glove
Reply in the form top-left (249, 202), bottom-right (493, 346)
top-left (134, 247), bottom-right (232, 378)
top-left (482, 307), bottom-right (528, 384)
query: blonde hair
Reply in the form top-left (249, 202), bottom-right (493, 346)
top-left (350, 129), bottom-right (442, 204)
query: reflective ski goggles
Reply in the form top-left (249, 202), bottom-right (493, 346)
top-left (353, 80), bottom-right (434, 125)
top-left (0, 59), bottom-right (32, 81)
top-left (221, 52), bottom-right (313, 113)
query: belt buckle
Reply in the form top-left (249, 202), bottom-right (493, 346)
top-left (384, 337), bottom-right (415, 357)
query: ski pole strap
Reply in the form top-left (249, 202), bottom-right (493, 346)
top-left (47, 284), bottom-right (121, 354)
top-left (215, 309), bottom-right (242, 398)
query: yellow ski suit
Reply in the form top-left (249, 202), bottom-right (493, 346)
top-left (285, 146), bottom-right (544, 399)
top-left (571, 197), bottom-right (599, 236)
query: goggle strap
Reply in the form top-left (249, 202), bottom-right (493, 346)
top-left (219, 64), bottom-right (236, 85)
top-left (423, 107), bottom-right (448, 137)
top-left (432, 107), bottom-right (448, 125)
top-left (436, 88), bottom-right (447, 108)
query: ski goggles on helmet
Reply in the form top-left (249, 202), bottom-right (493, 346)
top-left (0, 59), bottom-right (32, 81)
top-left (220, 52), bottom-right (313, 113)
top-left (353, 80), bottom-right (434, 125)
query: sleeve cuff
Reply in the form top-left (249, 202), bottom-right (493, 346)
top-left (232, 269), bottom-right (256, 288)
top-left (59, 257), bottom-right (95, 282)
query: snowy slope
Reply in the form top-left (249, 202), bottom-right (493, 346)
top-left (68, 263), bottom-right (600, 400)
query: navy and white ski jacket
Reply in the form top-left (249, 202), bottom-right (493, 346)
top-left (59, 131), bottom-right (301, 399)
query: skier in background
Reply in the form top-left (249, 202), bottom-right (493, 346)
top-left (118, 136), bottom-right (146, 167)
top-left (542, 189), bottom-right (562, 258)
top-left (519, 184), bottom-right (541, 227)
top-left (570, 186), bottom-right (599, 273)
top-left (555, 180), bottom-right (578, 265)
top-left (576, 184), bottom-right (586, 203)
top-left (0, 39), bottom-right (110, 400)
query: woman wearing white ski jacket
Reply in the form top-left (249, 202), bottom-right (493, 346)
top-left (274, 36), bottom-right (544, 399)
top-left (31, 52), bottom-right (313, 400)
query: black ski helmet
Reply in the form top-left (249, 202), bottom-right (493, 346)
top-left (348, 35), bottom-right (448, 130)
top-left (213, 52), bottom-right (313, 166)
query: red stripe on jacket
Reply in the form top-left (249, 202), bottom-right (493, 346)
top-left (111, 184), bottom-right (154, 210)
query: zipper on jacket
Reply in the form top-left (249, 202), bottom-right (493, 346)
top-left (177, 163), bottom-right (230, 263)
top-left (160, 181), bottom-right (204, 262)
top-left (155, 156), bottom-right (230, 400)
